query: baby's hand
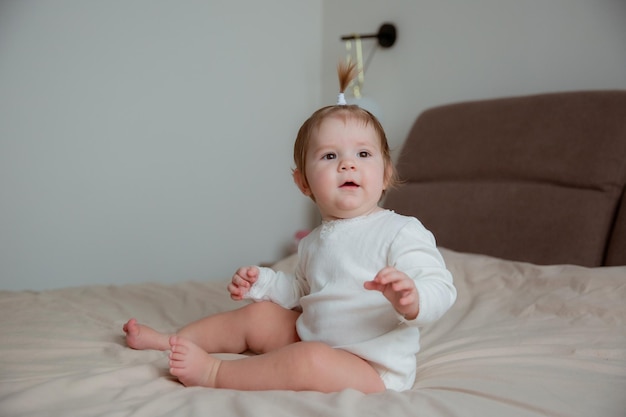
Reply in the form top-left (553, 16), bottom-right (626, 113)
top-left (364, 266), bottom-right (419, 320)
top-left (228, 266), bottom-right (259, 300)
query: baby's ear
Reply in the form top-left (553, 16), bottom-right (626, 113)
top-left (383, 163), bottom-right (394, 190)
top-left (293, 169), bottom-right (312, 197)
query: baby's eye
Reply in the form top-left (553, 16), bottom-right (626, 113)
top-left (322, 153), bottom-right (337, 160)
top-left (358, 151), bottom-right (371, 158)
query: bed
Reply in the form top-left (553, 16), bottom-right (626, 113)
top-left (1, 90), bottom-right (625, 417)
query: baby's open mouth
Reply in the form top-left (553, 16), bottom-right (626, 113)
top-left (341, 181), bottom-right (359, 188)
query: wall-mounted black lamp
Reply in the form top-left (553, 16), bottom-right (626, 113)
top-left (340, 23), bottom-right (397, 49)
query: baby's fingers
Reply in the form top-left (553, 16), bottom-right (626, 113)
top-left (240, 267), bottom-right (259, 284)
top-left (372, 266), bottom-right (397, 284)
top-left (234, 267), bottom-right (258, 284)
top-left (363, 280), bottom-right (385, 292)
top-left (397, 290), bottom-right (417, 306)
top-left (232, 274), bottom-right (252, 288)
top-left (389, 278), bottom-right (414, 293)
top-left (227, 283), bottom-right (244, 300)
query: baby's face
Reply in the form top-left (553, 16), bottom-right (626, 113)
top-left (301, 116), bottom-right (388, 221)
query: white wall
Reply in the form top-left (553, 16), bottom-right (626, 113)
top-left (0, 1), bottom-right (321, 290)
top-left (322, 0), bottom-right (626, 156)
top-left (3, 0), bottom-right (625, 291)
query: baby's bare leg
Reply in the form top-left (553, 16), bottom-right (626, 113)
top-left (169, 337), bottom-right (385, 393)
top-left (218, 341), bottom-right (385, 393)
top-left (124, 301), bottom-right (299, 353)
top-left (176, 301), bottom-right (301, 354)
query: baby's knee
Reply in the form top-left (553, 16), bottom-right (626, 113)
top-left (240, 301), bottom-right (279, 317)
top-left (240, 302), bottom-right (299, 353)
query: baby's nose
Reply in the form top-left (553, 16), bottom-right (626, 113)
top-left (340, 159), bottom-right (356, 170)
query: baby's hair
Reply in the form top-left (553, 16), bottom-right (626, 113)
top-left (336, 61), bottom-right (357, 105)
top-left (293, 62), bottom-right (399, 196)
top-left (338, 61), bottom-right (357, 93)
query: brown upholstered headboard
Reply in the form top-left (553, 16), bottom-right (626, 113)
top-left (384, 91), bottom-right (626, 267)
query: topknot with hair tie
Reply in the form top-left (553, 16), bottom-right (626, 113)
top-left (336, 61), bottom-right (357, 106)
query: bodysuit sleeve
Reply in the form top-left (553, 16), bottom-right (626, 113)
top-left (390, 219), bottom-right (457, 326)
top-left (244, 263), bottom-right (310, 310)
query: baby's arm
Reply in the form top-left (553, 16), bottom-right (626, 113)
top-left (228, 264), bottom-right (310, 309)
top-left (364, 267), bottom-right (419, 320)
top-left (365, 218), bottom-right (456, 324)
top-left (228, 266), bottom-right (259, 300)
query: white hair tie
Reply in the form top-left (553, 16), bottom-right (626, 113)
top-left (336, 93), bottom-right (347, 105)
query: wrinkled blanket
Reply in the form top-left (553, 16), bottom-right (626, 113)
top-left (1, 249), bottom-right (625, 417)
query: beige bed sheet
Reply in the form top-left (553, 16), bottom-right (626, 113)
top-left (1, 249), bottom-right (625, 417)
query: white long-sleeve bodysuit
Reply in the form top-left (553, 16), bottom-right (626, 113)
top-left (245, 210), bottom-right (456, 391)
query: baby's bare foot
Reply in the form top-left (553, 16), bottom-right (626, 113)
top-left (123, 319), bottom-right (170, 351)
top-left (169, 335), bottom-right (221, 387)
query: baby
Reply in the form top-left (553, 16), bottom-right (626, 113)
top-left (123, 63), bottom-right (456, 393)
